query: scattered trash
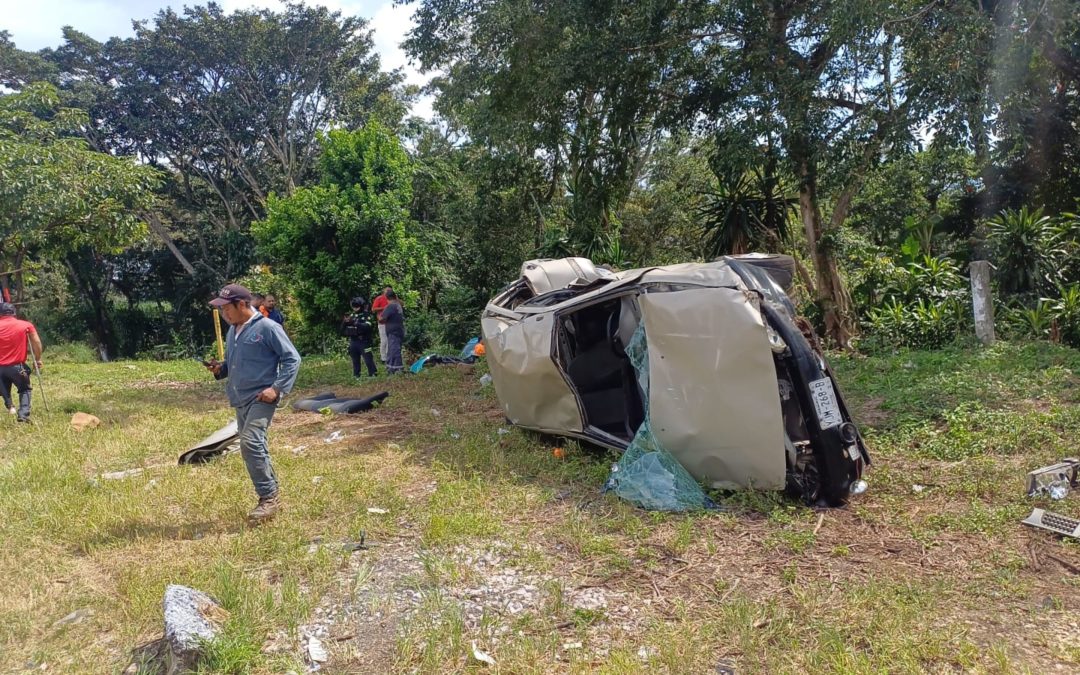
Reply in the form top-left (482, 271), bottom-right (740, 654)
top-left (479, 373), bottom-right (493, 387)
top-left (291, 445), bottom-right (308, 456)
top-left (70, 412), bottom-right (101, 432)
top-left (1022, 508), bottom-right (1080, 538)
top-left (101, 468), bottom-right (145, 480)
top-left (912, 484), bottom-right (926, 493)
top-left (497, 428), bottom-right (510, 436)
top-left (450, 432), bottom-right (461, 440)
top-left (366, 507), bottom-right (388, 514)
top-left (563, 641), bottom-right (583, 650)
top-left (53, 608), bottom-right (93, 627)
top-left (716, 661), bottom-right (737, 675)
top-left (552, 447), bottom-right (567, 459)
top-left (471, 641), bottom-right (497, 666)
top-left (312, 476), bottom-right (323, 485)
top-left (324, 431), bottom-right (345, 444)
top-left (1027, 459), bottom-right (1080, 499)
top-left (307, 636), bottom-right (328, 663)
top-left (430, 408), bottom-right (441, 417)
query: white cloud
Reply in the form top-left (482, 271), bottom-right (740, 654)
top-left (2, 0), bottom-right (435, 119)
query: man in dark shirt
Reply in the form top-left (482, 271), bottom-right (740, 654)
top-left (264, 294), bottom-right (285, 326)
top-left (342, 297), bottom-right (377, 377)
top-left (381, 291), bottom-right (406, 374)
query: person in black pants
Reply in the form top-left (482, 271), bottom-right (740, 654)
top-left (342, 297), bottom-right (377, 378)
top-left (0, 302), bottom-right (44, 422)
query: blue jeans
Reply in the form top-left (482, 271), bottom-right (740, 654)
top-left (386, 332), bottom-right (404, 373)
top-left (235, 400), bottom-right (279, 498)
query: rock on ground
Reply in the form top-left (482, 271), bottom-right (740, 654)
top-left (70, 412), bottom-right (102, 431)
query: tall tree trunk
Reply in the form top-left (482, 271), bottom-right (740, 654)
top-left (794, 155), bottom-right (857, 349)
top-left (65, 253), bottom-right (115, 361)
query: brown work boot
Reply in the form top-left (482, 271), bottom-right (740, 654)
top-left (247, 492), bottom-right (282, 524)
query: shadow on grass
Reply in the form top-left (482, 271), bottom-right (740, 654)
top-left (77, 518), bottom-right (243, 552)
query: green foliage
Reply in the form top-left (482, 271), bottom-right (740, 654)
top-left (699, 167), bottom-right (797, 257)
top-left (987, 207), bottom-right (1063, 295)
top-left (1002, 298), bottom-right (1055, 341)
top-left (1051, 285), bottom-right (1080, 348)
top-left (855, 250), bottom-right (969, 350)
top-left (254, 122), bottom-right (438, 334)
top-left (0, 82), bottom-right (158, 262)
top-left (866, 298), bottom-right (966, 351)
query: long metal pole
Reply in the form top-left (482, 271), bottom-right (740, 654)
top-left (27, 333), bottom-right (48, 412)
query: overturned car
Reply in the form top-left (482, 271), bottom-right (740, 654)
top-left (481, 255), bottom-right (870, 506)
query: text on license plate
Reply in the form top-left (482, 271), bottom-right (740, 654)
top-left (808, 377), bottom-right (842, 430)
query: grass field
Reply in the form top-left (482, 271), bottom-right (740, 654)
top-left (2, 342), bottom-right (1080, 673)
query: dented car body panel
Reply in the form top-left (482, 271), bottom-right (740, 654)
top-left (482, 256), bottom-right (870, 505)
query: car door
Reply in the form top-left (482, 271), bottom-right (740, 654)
top-left (638, 287), bottom-right (787, 490)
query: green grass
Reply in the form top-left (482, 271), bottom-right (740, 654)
top-left (2, 342), bottom-right (1080, 672)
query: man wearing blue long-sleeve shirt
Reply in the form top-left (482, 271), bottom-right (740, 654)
top-left (205, 284), bottom-right (301, 524)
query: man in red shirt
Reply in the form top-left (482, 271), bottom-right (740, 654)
top-left (370, 286), bottom-right (392, 364)
top-left (0, 303), bottom-right (43, 423)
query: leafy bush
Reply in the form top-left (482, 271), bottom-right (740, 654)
top-left (44, 342), bottom-right (99, 364)
top-left (856, 252), bottom-right (969, 350)
top-left (1052, 285), bottom-right (1080, 348)
top-left (1001, 298), bottom-right (1054, 341)
top-left (986, 207), bottom-right (1064, 295)
top-left (866, 297), bottom-right (966, 349)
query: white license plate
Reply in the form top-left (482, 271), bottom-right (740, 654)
top-left (808, 377), bottom-right (842, 430)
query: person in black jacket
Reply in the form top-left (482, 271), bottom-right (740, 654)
top-left (342, 297), bottom-right (377, 378)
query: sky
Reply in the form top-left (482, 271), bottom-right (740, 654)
top-left (0, 0), bottom-right (434, 117)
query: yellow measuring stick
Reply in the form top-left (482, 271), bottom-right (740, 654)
top-left (212, 308), bottom-right (225, 361)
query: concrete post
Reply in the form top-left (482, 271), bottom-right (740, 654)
top-left (970, 260), bottom-right (995, 346)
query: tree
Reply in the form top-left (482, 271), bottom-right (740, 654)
top-left (20, 2), bottom-right (409, 285)
top-left (405, 0), bottom-right (680, 253)
top-left (0, 83), bottom-right (158, 355)
top-left (253, 122), bottom-right (438, 332)
top-left (676, 1), bottom-right (991, 346)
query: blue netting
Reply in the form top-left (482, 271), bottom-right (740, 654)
top-left (603, 323), bottom-right (715, 511)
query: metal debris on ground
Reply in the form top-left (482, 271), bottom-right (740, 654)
top-left (1027, 459), bottom-right (1080, 500)
top-left (306, 635), bottom-right (328, 664)
top-left (1022, 508), bottom-right (1080, 538)
top-left (471, 641), bottom-right (497, 666)
top-left (53, 608), bottom-right (93, 627)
